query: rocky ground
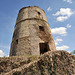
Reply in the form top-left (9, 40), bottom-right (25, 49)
top-left (0, 50), bottom-right (75, 75)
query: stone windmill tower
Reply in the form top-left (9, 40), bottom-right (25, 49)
top-left (10, 6), bottom-right (56, 56)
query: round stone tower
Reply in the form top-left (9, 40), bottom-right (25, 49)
top-left (10, 6), bottom-right (56, 56)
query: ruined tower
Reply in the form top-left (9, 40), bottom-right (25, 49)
top-left (10, 6), bottom-right (56, 56)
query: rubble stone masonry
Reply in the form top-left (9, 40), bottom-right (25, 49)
top-left (10, 6), bottom-right (56, 56)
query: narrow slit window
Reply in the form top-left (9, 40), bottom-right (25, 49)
top-left (16, 39), bottom-right (18, 44)
top-left (39, 26), bottom-right (44, 31)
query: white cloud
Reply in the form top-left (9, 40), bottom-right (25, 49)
top-left (51, 27), bottom-right (67, 36)
top-left (56, 45), bottom-right (69, 50)
top-left (55, 39), bottom-right (63, 46)
top-left (67, 24), bottom-right (71, 28)
top-left (53, 8), bottom-right (74, 17)
top-left (47, 7), bottom-right (51, 11)
top-left (56, 39), bottom-right (63, 42)
top-left (55, 42), bottom-right (59, 46)
top-left (64, 0), bottom-right (72, 4)
top-left (53, 8), bottom-right (74, 22)
top-left (0, 50), bottom-right (5, 57)
top-left (57, 16), bottom-right (68, 22)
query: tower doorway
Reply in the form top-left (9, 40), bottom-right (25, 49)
top-left (39, 42), bottom-right (49, 54)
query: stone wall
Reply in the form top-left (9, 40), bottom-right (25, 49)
top-left (10, 6), bottom-right (56, 56)
top-left (1, 50), bottom-right (75, 75)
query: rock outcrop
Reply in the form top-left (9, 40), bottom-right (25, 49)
top-left (0, 50), bottom-right (75, 75)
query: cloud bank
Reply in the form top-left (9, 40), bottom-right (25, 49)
top-left (51, 27), bottom-right (67, 36)
top-left (53, 8), bottom-right (74, 22)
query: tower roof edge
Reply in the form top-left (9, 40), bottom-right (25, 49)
top-left (19, 6), bottom-right (45, 13)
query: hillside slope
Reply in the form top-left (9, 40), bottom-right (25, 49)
top-left (0, 50), bottom-right (75, 75)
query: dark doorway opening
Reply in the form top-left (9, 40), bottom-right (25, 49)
top-left (39, 42), bottom-right (49, 54)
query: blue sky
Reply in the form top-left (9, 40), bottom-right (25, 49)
top-left (0, 0), bottom-right (75, 57)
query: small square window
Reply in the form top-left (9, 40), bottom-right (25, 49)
top-left (39, 26), bottom-right (44, 31)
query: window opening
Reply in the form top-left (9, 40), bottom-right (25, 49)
top-left (39, 26), bottom-right (44, 31)
top-left (16, 39), bottom-right (18, 44)
top-left (38, 12), bottom-right (41, 15)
